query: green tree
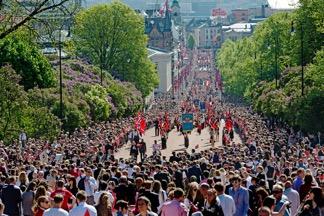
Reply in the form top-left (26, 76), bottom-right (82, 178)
top-left (0, 66), bottom-right (27, 142)
top-left (0, 66), bottom-right (60, 143)
top-left (0, 31), bottom-right (56, 89)
top-left (188, 34), bottom-right (195, 50)
top-left (73, 2), bottom-right (158, 96)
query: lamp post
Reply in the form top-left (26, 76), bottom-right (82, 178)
top-left (59, 29), bottom-right (63, 120)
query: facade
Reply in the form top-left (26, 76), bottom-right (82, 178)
top-left (148, 48), bottom-right (173, 93)
top-left (171, 0), bottom-right (181, 25)
top-left (230, 9), bottom-right (249, 23)
top-left (193, 20), bottom-right (221, 49)
top-left (144, 4), bottom-right (173, 51)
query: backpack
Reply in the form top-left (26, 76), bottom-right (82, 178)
top-left (78, 176), bottom-right (86, 190)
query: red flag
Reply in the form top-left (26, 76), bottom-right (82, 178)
top-left (84, 209), bottom-right (90, 216)
top-left (139, 117), bottom-right (146, 134)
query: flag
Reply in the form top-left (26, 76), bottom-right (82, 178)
top-left (139, 117), bottom-right (146, 134)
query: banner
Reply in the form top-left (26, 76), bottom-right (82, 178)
top-left (182, 113), bottom-right (194, 132)
top-left (199, 101), bottom-right (206, 112)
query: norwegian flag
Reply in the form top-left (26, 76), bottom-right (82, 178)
top-left (139, 117), bottom-right (146, 135)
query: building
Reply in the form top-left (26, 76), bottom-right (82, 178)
top-left (144, 2), bottom-right (173, 51)
top-left (148, 48), bottom-right (173, 93)
top-left (221, 22), bottom-right (257, 41)
top-left (192, 19), bottom-right (222, 49)
top-left (230, 9), bottom-right (249, 23)
top-left (171, 0), bottom-right (181, 25)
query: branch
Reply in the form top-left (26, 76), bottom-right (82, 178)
top-left (0, 0), bottom-right (70, 39)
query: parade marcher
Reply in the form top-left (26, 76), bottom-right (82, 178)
top-left (184, 133), bottom-right (189, 149)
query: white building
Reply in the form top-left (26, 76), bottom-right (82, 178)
top-left (148, 48), bottom-right (173, 93)
top-left (221, 22), bottom-right (257, 41)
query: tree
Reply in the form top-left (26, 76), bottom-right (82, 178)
top-left (188, 34), bottom-right (195, 50)
top-left (0, 65), bottom-right (27, 142)
top-left (0, 0), bottom-right (77, 39)
top-left (73, 2), bottom-right (159, 96)
top-left (0, 31), bottom-right (56, 89)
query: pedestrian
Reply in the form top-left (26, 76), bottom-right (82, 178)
top-left (161, 135), bottom-right (167, 150)
top-left (228, 176), bottom-right (249, 216)
top-left (184, 133), bottom-right (189, 149)
top-left (69, 191), bottom-right (97, 216)
top-left (139, 139), bottom-right (147, 162)
top-left (215, 182), bottom-right (236, 216)
top-left (43, 194), bottom-right (69, 216)
top-left (0, 176), bottom-right (22, 216)
top-left (160, 188), bottom-right (189, 216)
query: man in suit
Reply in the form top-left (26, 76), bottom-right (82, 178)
top-left (138, 180), bottom-right (160, 213)
top-left (1, 176), bottom-right (22, 216)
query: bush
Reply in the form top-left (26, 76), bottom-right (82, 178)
top-left (52, 101), bottom-right (88, 132)
top-left (19, 107), bottom-right (61, 141)
top-left (85, 84), bottom-right (111, 122)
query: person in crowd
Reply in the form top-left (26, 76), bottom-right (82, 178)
top-left (160, 188), bottom-right (189, 216)
top-left (114, 200), bottom-right (129, 216)
top-left (299, 174), bottom-right (316, 201)
top-left (43, 194), bottom-right (69, 216)
top-left (198, 188), bottom-right (224, 216)
top-left (66, 176), bottom-right (78, 196)
top-left (95, 192), bottom-right (113, 216)
top-left (297, 187), bottom-right (324, 216)
top-left (228, 176), bottom-right (249, 216)
top-left (0, 176), bottom-right (22, 216)
top-left (136, 196), bottom-right (158, 216)
top-left (94, 181), bottom-right (114, 207)
top-left (270, 185), bottom-right (290, 216)
top-left (50, 180), bottom-right (76, 211)
top-left (215, 182), bottom-right (236, 216)
top-left (33, 196), bottom-right (51, 216)
top-left (69, 191), bottom-right (97, 216)
top-left (283, 180), bottom-right (300, 216)
top-left (22, 181), bottom-right (37, 216)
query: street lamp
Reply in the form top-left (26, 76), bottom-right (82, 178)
top-left (291, 21), bottom-right (304, 96)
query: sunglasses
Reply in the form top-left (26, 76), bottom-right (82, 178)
top-left (42, 200), bottom-right (50, 204)
top-left (273, 191), bottom-right (282, 194)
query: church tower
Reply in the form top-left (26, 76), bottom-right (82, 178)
top-left (171, 0), bottom-right (181, 25)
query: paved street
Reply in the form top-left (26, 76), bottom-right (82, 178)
top-left (115, 120), bottom-right (242, 160)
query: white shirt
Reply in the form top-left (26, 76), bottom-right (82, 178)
top-left (19, 133), bottom-right (27, 141)
top-left (76, 176), bottom-right (97, 196)
top-left (284, 188), bottom-right (300, 216)
top-left (217, 193), bottom-right (236, 216)
top-left (69, 202), bottom-right (97, 216)
top-left (44, 208), bottom-right (68, 216)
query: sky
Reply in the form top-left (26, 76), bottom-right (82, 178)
top-left (267, 0), bottom-right (299, 9)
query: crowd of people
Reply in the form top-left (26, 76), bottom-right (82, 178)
top-left (0, 49), bottom-right (323, 216)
